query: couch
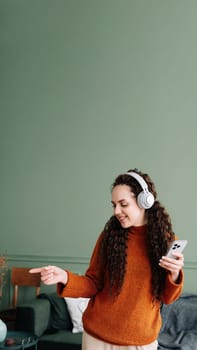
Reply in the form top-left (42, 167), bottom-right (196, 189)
top-left (16, 293), bottom-right (197, 350)
top-left (16, 293), bottom-right (82, 350)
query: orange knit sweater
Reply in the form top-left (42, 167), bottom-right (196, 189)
top-left (57, 225), bottom-right (184, 346)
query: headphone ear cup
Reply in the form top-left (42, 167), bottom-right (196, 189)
top-left (137, 191), bottom-right (154, 209)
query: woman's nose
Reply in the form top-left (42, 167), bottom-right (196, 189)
top-left (114, 205), bottom-right (121, 215)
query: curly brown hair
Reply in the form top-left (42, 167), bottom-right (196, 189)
top-left (101, 169), bottom-right (175, 301)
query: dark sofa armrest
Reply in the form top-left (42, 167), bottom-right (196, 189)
top-left (16, 298), bottom-right (50, 337)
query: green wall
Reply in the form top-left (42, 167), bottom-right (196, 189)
top-left (1, 0), bottom-right (197, 295)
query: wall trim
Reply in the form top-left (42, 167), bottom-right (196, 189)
top-left (7, 254), bottom-right (90, 265)
top-left (184, 261), bottom-right (197, 270)
top-left (7, 254), bottom-right (197, 270)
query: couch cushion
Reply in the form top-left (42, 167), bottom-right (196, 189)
top-left (16, 298), bottom-right (51, 337)
top-left (38, 293), bottom-right (72, 333)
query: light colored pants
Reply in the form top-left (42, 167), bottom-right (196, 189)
top-left (82, 330), bottom-right (158, 350)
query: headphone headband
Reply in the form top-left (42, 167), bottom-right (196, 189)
top-left (126, 172), bottom-right (149, 192)
top-left (126, 171), bottom-right (154, 209)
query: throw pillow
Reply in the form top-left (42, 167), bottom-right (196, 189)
top-left (64, 297), bottom-right (90, 333)
top-left (38, 293), bottom-right (72, 333)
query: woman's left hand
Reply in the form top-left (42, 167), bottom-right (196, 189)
top-left (159, 253), bottom-right (184, 283)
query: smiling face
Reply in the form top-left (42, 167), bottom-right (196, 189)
top-left (111, 184), bottom-right (147, 228)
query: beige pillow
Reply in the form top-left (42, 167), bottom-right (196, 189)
top-left (64, 297), bottom-right (90, 333)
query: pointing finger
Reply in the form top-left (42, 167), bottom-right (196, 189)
top-left (29, 267), bottom-right (42, 273)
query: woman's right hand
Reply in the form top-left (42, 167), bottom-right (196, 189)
top-left (29, 266), bottom-right (68, 285)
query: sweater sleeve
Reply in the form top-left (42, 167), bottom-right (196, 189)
top-left (57, 232), bottom-right (105, 298)
top-left (162, 269), bottom-right (184, 304)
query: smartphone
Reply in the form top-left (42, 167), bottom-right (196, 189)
top-left (166, 240), bottom-right (188, 259)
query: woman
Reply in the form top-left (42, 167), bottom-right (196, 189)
top-left (30, 168), bottom-right (184, 350)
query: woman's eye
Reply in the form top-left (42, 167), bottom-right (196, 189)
top-left (121, 203), bottom-right (128, 207)
top-left (111, 202), bottom-right (128, 208)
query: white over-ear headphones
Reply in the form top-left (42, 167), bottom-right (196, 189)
top-left (126, 171), bottom-right (155, 209)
